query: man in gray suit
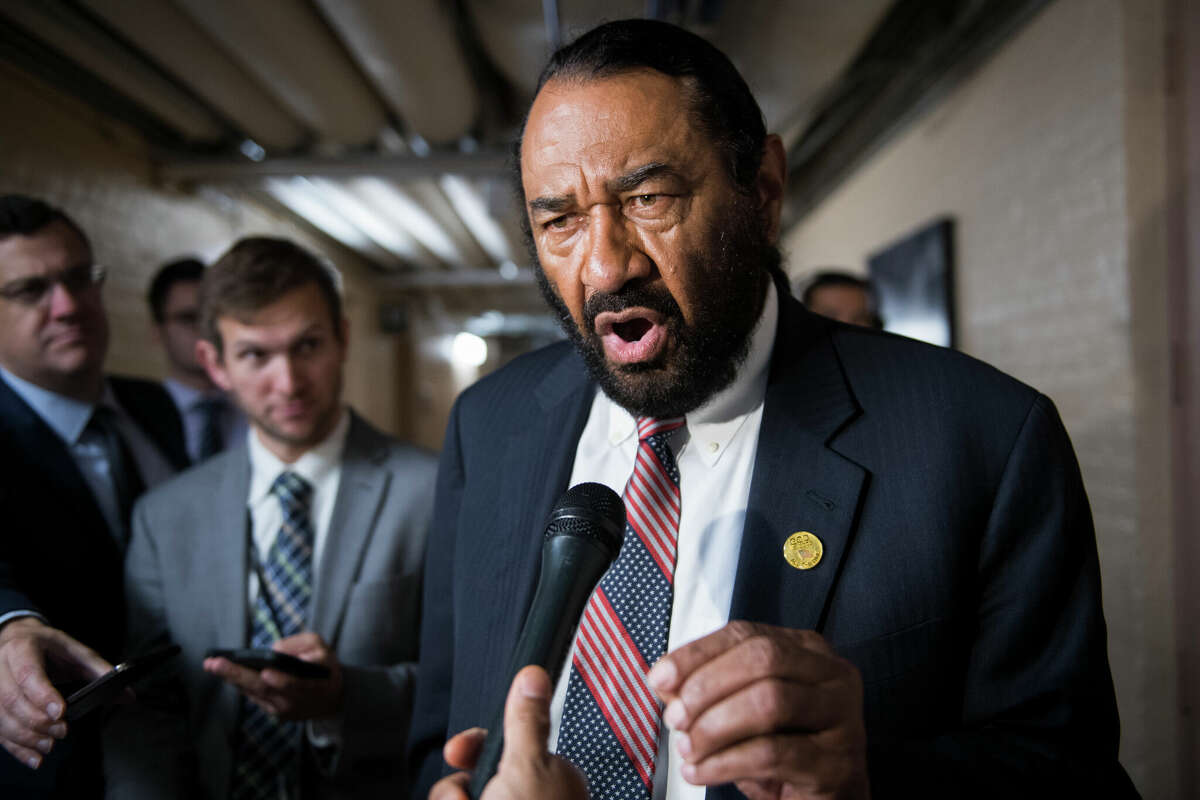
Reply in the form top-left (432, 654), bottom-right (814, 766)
top-left (104, 237), bottom-right (436, 799)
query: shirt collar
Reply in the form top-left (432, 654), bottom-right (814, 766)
top-left (0, 366), bottom-right (98, 445)
top-left (247, 408), bottom-right (351, 506)
top-left (603, 280), bottom-right (778, 467)
top-left (163, 378), bottom-right (228, 412)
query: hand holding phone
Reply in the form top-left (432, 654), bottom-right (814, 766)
top-left (203, 633), bottom-right (343, 721)
top-left (204, 648), bottom-right (330, 680)
top-left (64, 644), bottom-right (181, 721)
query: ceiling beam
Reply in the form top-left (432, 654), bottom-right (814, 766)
top-left (157, 150), bottom-right (512, 183)
top-left (379, 266), bottom-right (536, 289)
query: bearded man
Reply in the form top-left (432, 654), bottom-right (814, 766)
top-left (410, 19), bottom-right (1137, 800)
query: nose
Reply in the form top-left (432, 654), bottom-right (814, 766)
top-left (581, 207), bottom-right (653, 294)
top-left (46, 280), bottom-right (81, 318)
top-left (273, 354), bottom-right (303, 395)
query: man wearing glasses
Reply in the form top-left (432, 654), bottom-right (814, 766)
top-left (0, 195), bottom-right (188, 798)
top-left (147, 257), bottom-right (246, 462)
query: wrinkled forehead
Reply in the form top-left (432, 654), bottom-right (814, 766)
top-left (519, 72), bottom-right (707, 191)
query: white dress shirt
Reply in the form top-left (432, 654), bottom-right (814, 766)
top-left (244, 408), bottom-right (350, 754)
top-left (163, 378), bottom-right (247, 463)
top-left (549, 282), bottom-right (779, 800)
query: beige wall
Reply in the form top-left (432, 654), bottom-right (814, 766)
top-left (0, 63), bottom-right (405, 437)
top-left (783, 0), bottom-right (1178, 794)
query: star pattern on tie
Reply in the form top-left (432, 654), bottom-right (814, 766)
top-left (558, 416), bottom-right (685, 799)
top-left (231, 471), bottom-right (314, 800)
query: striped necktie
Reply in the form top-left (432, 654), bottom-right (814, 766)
top-left (557, 416), bottom-right (685, 798)
top-left (231, 471), bottom-right (314, 800)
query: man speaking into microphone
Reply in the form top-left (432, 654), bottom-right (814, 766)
top-left (409, 19), bottom-right (1137, 800)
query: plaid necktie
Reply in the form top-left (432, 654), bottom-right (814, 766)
top-left (557, 416), bottom-right (685, 799)
top-left (231, 471), bottom-right (314, 800)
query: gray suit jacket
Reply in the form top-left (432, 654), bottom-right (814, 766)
top-left (104, 412), bottom-right (436, 799)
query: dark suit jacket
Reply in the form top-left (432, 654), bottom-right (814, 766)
top-left (0, 375), bottom-right (186, 799)
top-left (408, 291), bottom-right (1137, 799)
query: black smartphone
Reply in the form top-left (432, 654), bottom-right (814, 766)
top-left (63, 643), bottom-right (181, 721)
top-left (204, 648), bottom-right (331, 680)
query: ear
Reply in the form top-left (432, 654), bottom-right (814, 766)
top-left (196, 339), bottom-right (232, 392)
top-left (755, 134), bottom-right (788, 243)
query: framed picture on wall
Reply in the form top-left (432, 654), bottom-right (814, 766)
top-left (867, 217), bottom-right (956, 349)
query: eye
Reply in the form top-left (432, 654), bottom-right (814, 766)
top-left (544, 214), bottom-right (573, 231)
top-left (294, 337), bottom-right (321, 355)
top-left (238, 347), bottom-right (267, 365)
top-left (634, 194), bottom-right (659, 207)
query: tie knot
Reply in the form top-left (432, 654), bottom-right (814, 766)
top-left (636, 416), bottom-right (685, 442)
top-left (271, 471), bottom-right (312, 510)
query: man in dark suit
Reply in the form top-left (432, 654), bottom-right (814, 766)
top-left (0, 195), bottom-right (187, 797)
top-left (103, 237), bottom-right (436, 799)
top-left (412, 20), bottom-right (1137, 800)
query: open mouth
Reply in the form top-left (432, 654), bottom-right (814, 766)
top-left (594, 308), bottom-right (668, 364)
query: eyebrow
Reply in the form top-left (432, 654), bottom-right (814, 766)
top-left (527, 162), bottom-right (686, 215)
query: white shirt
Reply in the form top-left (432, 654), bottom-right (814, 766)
top-left (163, 378), bottom-right (247, 463)
top-left (549, 282), bottom-right (779, 800)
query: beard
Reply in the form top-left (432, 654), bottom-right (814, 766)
top-left (534, 192), bottom-right (780, 419)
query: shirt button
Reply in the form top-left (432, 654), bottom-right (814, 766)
top-left (708, 441), bottom-right (719, 452)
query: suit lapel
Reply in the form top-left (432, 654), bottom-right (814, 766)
top-left (204, 448), bottom-right (251, 732)
top-left (480, 351), bottom-right (595, 687)
top-left (730, 295), bottom-right (867, 632)
top-left (0, 378), bottom-right (112, 540)
top-left (311, 414), bottom-right (387, 644)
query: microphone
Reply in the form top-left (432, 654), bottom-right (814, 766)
top-left (467, 482), bottom-right (625, 798)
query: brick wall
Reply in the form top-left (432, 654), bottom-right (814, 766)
top-left (782, 0), bottom-right (1177, 794)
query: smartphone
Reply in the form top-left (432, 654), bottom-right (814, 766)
top-left (63, 643), bottom-right (182, 721)
top-left (204, 648), bottom-right (331, 680)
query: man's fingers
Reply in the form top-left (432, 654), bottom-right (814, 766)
top-left (49, 634), bottom-right (111, 682)
top-left (499, 666), bottom-right (552, 763)
top-left (272, 633), bottom-right (323, 657)
top-left (680, 731), bottom-right (845, 791)
top-left (678, 678), bottom-right (845, 762)
top-left (203, 658), bottom-right (267, 695)
top-left (0, 705), bottom-right (61, 752)
top-left (443, 727), bottom-right (487, 771)
top-left (662, 628), bottom-right (845, 732)
top-left (428, 771), bottom-right (472, 800)
top-left (1, 738), bottom-right (46, 770)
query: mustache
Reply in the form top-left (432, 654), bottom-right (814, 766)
top-left (583, 284), bottom-right (683, 331)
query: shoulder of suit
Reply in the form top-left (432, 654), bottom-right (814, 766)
top-left (345, 410), bottom-right (437, 474)
top-left (454, 338), bottom-right (582, 415)
top-left (136, 445), bottom-right (241, 514)
top-left (821, 322), bottom-right (1041, 414)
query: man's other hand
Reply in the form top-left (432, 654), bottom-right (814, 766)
top-left (429, 665), bottom-right (587, 800)
top-left (648, 621), bottom-right (871, 800)
top-left (202, 632), bottom-right (343, 721)
top-left (0, 617), bottom-right (111, 768)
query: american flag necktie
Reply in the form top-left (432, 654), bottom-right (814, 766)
top-left (231, 471), bottom-right (314, 800)
top-left (557, 416), bottom-right (685, 799)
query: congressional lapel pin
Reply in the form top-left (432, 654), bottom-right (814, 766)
top-left (783, 531), bottom-right (823, 570)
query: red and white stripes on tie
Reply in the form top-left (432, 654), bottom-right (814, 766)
top-left (557, 416), bottom-right (685, 797)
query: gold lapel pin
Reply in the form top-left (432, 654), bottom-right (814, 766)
top-left (783, 531), bottom-right (823, 570)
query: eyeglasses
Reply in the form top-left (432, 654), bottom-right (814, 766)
top-left (0, 264), bottom-right (107, 307)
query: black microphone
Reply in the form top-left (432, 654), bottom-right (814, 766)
top-left (467, 482), bottom-right (625, 798)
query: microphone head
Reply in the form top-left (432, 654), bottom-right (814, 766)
top-left (545, 482), bottom-right (625, 560)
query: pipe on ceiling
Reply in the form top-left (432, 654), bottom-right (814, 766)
top-left (313, 0), bottom-right (478, 146)
top-left (80, 0), bottom-right (307, 151)
top-left (172, 0), bottom-right (389, 148)
top-left (0, 1), bottom-right (225, 141)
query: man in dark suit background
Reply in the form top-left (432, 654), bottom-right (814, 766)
top-left (412, 20), bottom-right (1138, 800)
top-left (0, 195), bottom-right (187, 798)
